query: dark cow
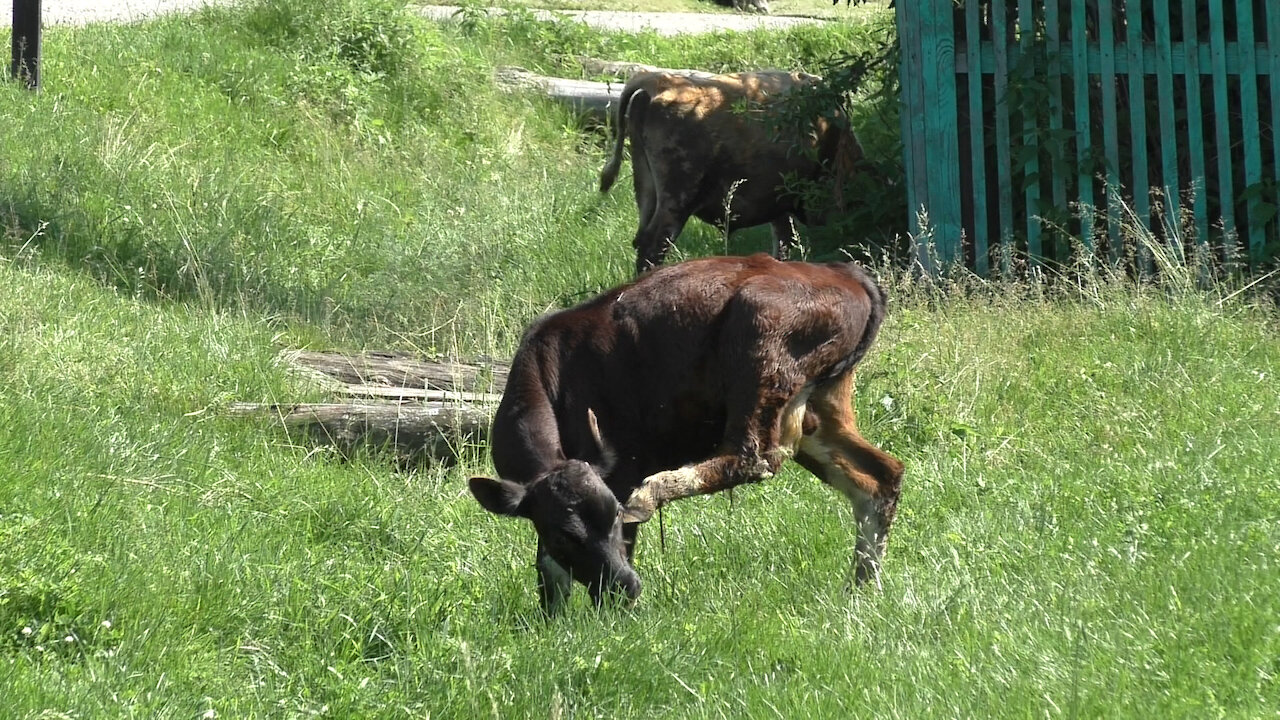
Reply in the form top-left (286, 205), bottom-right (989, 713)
top-left (469, 254), bottom-right (904, 613)
top-left (598, 70), bottom-right (866, 275)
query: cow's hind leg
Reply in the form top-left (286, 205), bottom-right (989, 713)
top-left (770, 216), bottom-right (801, 260)
top-left (794, 371), bottom-right (903, 588)
top-left (631, 128), bottom-right (703, 275)
top-left (633, 201), bottom-right (692, 275)
top-left (632, 139), bottom-right (658, 250)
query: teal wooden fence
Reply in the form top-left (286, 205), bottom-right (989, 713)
top-left (897, 0), bottom-right (1280, 273)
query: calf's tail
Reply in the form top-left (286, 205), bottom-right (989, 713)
top-left (599, 80), bottom-right (650, 194)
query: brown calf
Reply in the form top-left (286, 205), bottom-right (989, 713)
top-left (469, 254), bottom-right (903, 613)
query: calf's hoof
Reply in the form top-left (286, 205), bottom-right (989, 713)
top-left (621, 481), bottom-right (662, 523)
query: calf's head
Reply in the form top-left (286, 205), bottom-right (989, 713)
top-left (469, 459), bottom-right (641, 605)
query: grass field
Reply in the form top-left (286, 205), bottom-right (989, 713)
top-left (2, 1), bottom-right (1278, 717)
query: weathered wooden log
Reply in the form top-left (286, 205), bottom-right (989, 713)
top-left (232, 350), bottom-right (510, 465)
top-left (332, 384), bottom-right (503, 404)
top-left (282, 349), bottom-right (508, 393)
top-left (230, 401), bottom-right (493, 466)
top-left (494, 66), bottom-right (623, 121)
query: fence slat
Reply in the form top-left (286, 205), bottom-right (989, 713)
top-left (1046, 0), bottom-right (1068, 226)
top-left (1237, 0), bottom-right (1265, 264)
top-left (1099, 0), bottom-right (1122, 258)
top-left (921, 0), bottom-right (962, 268)
top-left (1019, 0), bottom-right (1042, 260)
top-left (1154, 0), bottom-right (1181, 242)
top-left (1127, 0), bottom-right (1152, 255)
top-left (965, 0), bottom-right (990, 273)
top-left (896, 0), bottom-right (927, 245)
top-left (993, 0), bottom-right (1014, 272)
top-left (1270, 1), bottom-right (1280, 230)
top-left (1182, 0), bottom-right (1210, 247)
top-left (1071, 0), bottom-right (1094, 249)
top-left (1209, 0), bottom-right (1237, 249)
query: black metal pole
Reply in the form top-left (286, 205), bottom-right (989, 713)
top-left (11, 0), bottom-right (41, 90)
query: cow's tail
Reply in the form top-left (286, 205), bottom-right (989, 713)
top-left (845, 263), bottom-right (888, 370)
top-left (599, 79), bottom-right (650, 194)
top-left (830, 123), bottom-right (866, 214)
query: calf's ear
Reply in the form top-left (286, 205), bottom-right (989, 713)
top-left (469, 477), bottom-right (529, 517)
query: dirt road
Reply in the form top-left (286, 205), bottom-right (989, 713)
top-left (418, 5), bottom-right (825, 35)
top-left (4, 1), bottom-right (826, 34)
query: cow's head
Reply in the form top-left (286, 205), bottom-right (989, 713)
top-left (468, 413), bottom-right (640, 606)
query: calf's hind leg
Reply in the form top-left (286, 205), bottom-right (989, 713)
top-left (794, 371), bottom-right (904, 587)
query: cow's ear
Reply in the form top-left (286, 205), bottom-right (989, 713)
top-left (469, 477), bottom-right (529, 518)
top-left (586, 408), bottom-right (616, 475)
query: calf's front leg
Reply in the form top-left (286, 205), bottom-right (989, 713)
top-left (621, 385), bottom-right (810, 523)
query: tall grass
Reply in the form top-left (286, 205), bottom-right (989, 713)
top-left (1, 1), bottom-right (1277, 717)
top-left (0, 0), bottom-right (893, 351)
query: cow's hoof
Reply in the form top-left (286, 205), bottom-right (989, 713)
top-left (849, 558), bottom-right (883, 592)
top-left (621, 482), bottom-right (660, 524)
top-left (748, 456), bottom-right (776, 481)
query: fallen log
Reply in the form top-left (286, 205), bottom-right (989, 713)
top-left (332, 384), bottom-right (503, 404)
top-left (495, 62), bottom-right (750, 121)
top-left (494, 66), bottom-right (622, 121)
top-left (235, 350), bottom-right (510, 466)
top-left (230, 401), bottom-right (493, 466)
top-left (283, 349), bottom-right (508, 393)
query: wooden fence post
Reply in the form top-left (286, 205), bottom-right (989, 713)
top-left (964, 0), bottom-right (989, 274)
top-left (896, 0), bottom-right (926, 257)
top-left (921, 0), bottom-right (962, 269)
top-left (898, 0), bottom-right (962, 272)
top-left (10, 0), bottom-right (40, 90)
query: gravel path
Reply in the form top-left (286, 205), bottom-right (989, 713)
top-left (0, 0), bottom-right (233, 26)
top-left (3, 1), bottom-right (825, 34)
top-left (418, 5), bottom-right (826, 35)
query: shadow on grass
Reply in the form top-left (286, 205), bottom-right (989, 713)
top-left (2, 185), bottom-right (356, 326)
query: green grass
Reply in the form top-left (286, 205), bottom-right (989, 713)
top-left (2, 1), bottom-right (1278, 717)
